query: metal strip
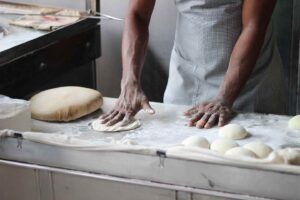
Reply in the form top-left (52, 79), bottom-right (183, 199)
top-left (0, 159), bottom-right (273, 200)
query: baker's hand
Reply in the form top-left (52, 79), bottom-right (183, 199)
top-left (184, 99), bottom-right (232, 129)
top-left (99, 84), bottom-right (155, 126)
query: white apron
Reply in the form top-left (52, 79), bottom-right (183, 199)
top-left (163, 0), bottom-right (286, 114)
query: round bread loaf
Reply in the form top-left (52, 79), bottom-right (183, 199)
top-left (30, 86), bottom-right (103, 122)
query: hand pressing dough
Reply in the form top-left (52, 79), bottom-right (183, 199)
top-left (182, 135), bottom-right (210, 149)
top-left (219, 124), bottom-right (248, 140)
top-left (210, 139), bottom-right (239, 154)
top-left (225, 147), bottom-right (257, 158)
top-left (92, 119), bottom-right (141, 132)
top-left (30, 86), bottom-right (103, 122)
top-left (244, 142), bottom-right (273, 158)
top-left (288, 115), bottom-right (300, 130)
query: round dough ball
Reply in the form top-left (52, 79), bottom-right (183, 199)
top-left (182, 135), bottom-right (210, 149)
top-left (277, 148), bottom-right (300, 165)
top-left (30, 86), bottom-right (103, 122)
top-left (219, 124), bottom-right (248, 140)
top-left (288, 115), bottom-right (300, 130)
top-left (210, 139), bottom-right (239, 154)
top-left (225, 147), bottom-right (257, 158)
top-left (244, 142), bottom-right (273, 158)
top-left (267, 152), bottom-right (285, 164)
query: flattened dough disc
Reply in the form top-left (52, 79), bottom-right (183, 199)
top-left (92, 119), bottom-right (141, 132)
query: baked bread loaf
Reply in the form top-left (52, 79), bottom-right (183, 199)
top-left (30, 86), bottom-right (103, 122)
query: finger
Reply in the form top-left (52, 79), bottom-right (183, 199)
top-left (101, 111), bottom-right (119, 124)
top-left (188, 112), bottom-right (204, 127)
top-left (196, 113), bottom-right (211, 128)
top-left (106, 113), bottom-right (125, 126)
top-left (120, 112), bottom-right (135, 126)
top-left (142, 101), bottom-right (155, 114)
top-left (184, 107), bottom-right (198, 116)
top-left (99, 110), bottom-right (114, 120)
top-left (211, 105), bottom-right (220, 113)
top-left (204, 113), bottom-right (219, 129)
top-left (218, 112), bottom-right (230, 127)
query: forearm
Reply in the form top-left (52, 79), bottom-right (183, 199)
top-left (217, 27), bottom-right (267, 106)
top-left (121, 0), bottom-right (156, 87)
top-left (217, 0), bottom-right (276, 106)
top-left (121, 13), bottom-right (149, 86)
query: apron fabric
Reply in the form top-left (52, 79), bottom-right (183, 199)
top-left (163, 0), bottom-right (286, 114)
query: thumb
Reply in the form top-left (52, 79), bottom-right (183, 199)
top-left (142, 101), bottom-right (155, 115)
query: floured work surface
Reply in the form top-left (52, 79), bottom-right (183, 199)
top-left (31, 98), bottom-right (299, 149)
top-left (1, 97), bottom-right (300, 199)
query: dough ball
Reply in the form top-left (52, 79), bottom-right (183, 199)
top-left (225, 147), bottom-right (257, 158)
top-left (288, 115), bottom-right (300, 130)
top-left (267, 152), bottom-right (285, 164)
top-left (219, 124), bottom-right (248, 140)
top-left (30, 86), bottom-right (102, 122)
top-left (182, 135), bottom-right (210, 149)
top-left (277, 148), bottom-right (300, 165)
top-left (210, 139), bottom-right (239, 154)
top-left (244, 142), bottom-right (273, 158)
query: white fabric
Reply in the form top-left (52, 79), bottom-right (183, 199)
top-left (0, 95), bottom-right (31, 131)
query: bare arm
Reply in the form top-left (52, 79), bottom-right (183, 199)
top-left (100, 0), bottom-right (156, 125)
top-left (185, 0), bottom-right (277, 128)
top-left (217, 0), bottom-right (277, 106)
top-left (122, 0), bottom-right (156, 85)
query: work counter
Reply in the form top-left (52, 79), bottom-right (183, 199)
top-left (0, 98), bottom-right (300, 200)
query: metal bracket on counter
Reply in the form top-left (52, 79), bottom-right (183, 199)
top-left (156, 150), bottom-right (167, 168)
top-left (13, 132), bottom-right (23, 149)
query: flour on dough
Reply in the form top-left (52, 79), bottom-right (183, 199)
top-left (219, 124), bottom-right (248, 140)
top-left (182, 135), bottom-right (210, 149)
top-left (225, 147), bottom-right (257, 158)
top-left (244, 141), bottom-right (273, 158)
top-left (92, 119), bottom-right (141, 132)
top-left (210, 139), bottom-right (239, 154)
top-left (277, 148), bottom-right (300, 165)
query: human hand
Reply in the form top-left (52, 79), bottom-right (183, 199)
top-left (99, 83), bottom-right (155, 126)
top-left (184, 99), bottom-right (232, 129)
